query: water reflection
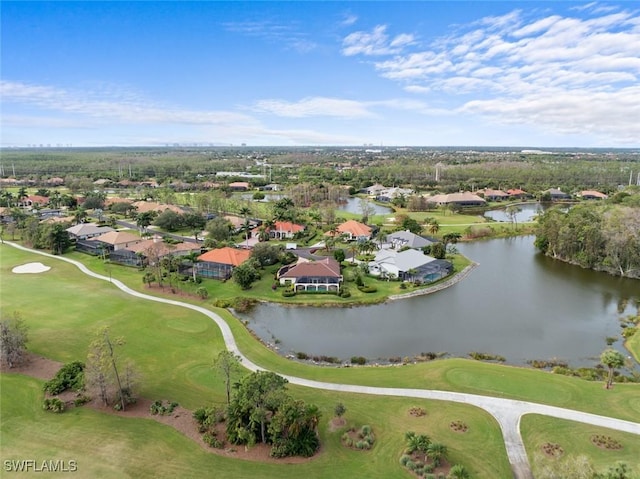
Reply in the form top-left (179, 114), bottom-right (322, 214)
top-left (238, 236), bottom-right (639, 367)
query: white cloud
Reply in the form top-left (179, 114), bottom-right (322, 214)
top-left (251, 97), bottom-right (377, 118)
top-left (342, 25), bottom-right (415, 56)
top-left (341, 6), bottom-right (640, 144)
top-left (340, 13), bottom-right (358, 27)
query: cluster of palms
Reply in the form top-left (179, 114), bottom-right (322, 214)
top-left (402, 431), bottom-right (470, 478)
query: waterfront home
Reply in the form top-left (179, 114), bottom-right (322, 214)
top-left (110, 237), bottom-right (201, 267)
top-left (386, 230), bottom-right (434, 250)
top-left (277, 257), bottom-right (342, 292)
top-left (196, 246), bottom-right (251, 280)
top-left (479, 188), bottom-right (510, 202)
top-left (368, 248), bottom-right (452, 283)
top-left (427, 192), bottom-right (486, 208)
top-left (578, 190), bottom-right (608, 200)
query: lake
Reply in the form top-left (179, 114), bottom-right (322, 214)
top-left (237, 236), bottom-right (639, 367)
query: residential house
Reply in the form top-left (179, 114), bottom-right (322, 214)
top-left (132, 201), bottom-right (186, 215)
top-left (77, 231), bottom-right (142, 255)
top-left (253, 221), bottom-right (305, 240)
top-left (368, 249), bottom-right (452, 283)
top-left (110, 237), bottom-right (201, 267)
top-left (480, 189), bottom-right (510, 202)
top-left (18, 195), bottom-right (49, 209)
top-left (375, 187), bottom-right (414, 203)
top-left (196, 246), bottom-right (251, 280)
top-left (578, 190), bottom-right (608, 200)
top-left (507, 188), bottom-right (530, 200)
top-left (277, 257), bottom-right (342, 293)
top-left (327, 220), bottom-right (372, 241)
top-left (386, 230), bottom-right (434, 250)
top-left (361, 183), bottom-right (387, 196)
top-left (228, 181), bottom-right (250, 191)
top-left (545, 188), bottom-right (572, 201)
top-left (66, 223), bottom-right (115, 240)
top-left (427, 192), bottom-right (486, 207)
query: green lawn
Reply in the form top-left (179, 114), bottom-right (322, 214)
top-left (521, 414), bottom-right (640, 477)
top-left (1, 373), bottom-right (510, 478)
top-left (1, 243), bottom-right (639, 478)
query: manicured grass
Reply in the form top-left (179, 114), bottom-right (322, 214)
top-left (3, 244), bottom-right (639, 422)
top-left (521, 414), bottom-right (640, 477)
top-left (1, 373), bottom-right (510, 478)
top-left (2, 243), bottom-right (639, 478)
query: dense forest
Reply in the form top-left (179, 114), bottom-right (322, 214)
top-left (535, 191), bottom-right (640, 278)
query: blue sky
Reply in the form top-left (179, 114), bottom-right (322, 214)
top-left (1, 1), bottom-right (639, 147)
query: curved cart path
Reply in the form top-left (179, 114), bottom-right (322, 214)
top-left (5, 242), bottom-right (640, 479)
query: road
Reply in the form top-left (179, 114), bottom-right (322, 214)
top-left (5, 241), bottom-right (640, 479)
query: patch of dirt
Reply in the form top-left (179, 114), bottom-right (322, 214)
top-left (591, 435), bottom-right (622, 450)
top-left (541, 442), bottom-right (564, 458)
top-left (408, 407), bottom-right (426, 417)
top-left (4, 353), bottom-right (318, 464)
top-left (328, 416), bottom-right (347, 432)
top-left (144, 283), bottom-right (203, 300)
top-left (0, 352), bottom-right (63, 380)
top-left (450, 420), bottom-right (468, 433)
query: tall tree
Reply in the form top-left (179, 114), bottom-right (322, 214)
top-left (85, 327), bottom-right (132, 410)
top-left (600, 348), bottom-right (625, 389)
top-left (0, 312), bottom-right (29, 368)
top-left (214, 350), bottom-right (242, 405)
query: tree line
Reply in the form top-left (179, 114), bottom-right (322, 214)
top-left (535, 190), bottom-right (640, 278)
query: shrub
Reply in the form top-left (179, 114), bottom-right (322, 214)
top-left (196, 287), bottom-right (208, 299)
top-left (233, 297), bottom-right (257, 313)
top-left (73, 395), bottom-right (91, 407)
top-left (213, 299), bottom-right (232, 308)
top-left (282, 290), bottom-right (296, 297)
top-left (296, 352), bottom-right (309, 360)
top-left (350, 356), bottom-right (367, 365)
top-left (43, 361), bottom-right (85, 395)
top-left (400, 454), bottom-right (411, 466)
top-left (202, 432), bottom-right (224, 448)
top-left (339, 287), bottom-right (351, 298)
top-left (42, 398), bottom-right (65, 413)
top-left (357, 285), bottom-right (377, 293)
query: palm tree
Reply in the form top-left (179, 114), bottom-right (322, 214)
top-left (601, 348), bottom-right (625, 389)
top-left (426, 218), bottom-right (440, 235)
top-left (505, 205), bottom-right (522, 230)
top-left (448, 464), bottom-right (470, 479)
top-left (185, 251), bottom-right (201, 281)
top-left (426, 442), bottom-right (447, 467)
top-left (404, 431), bottom-right (430, 454)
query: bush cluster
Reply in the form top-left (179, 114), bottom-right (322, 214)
top-left (150, 400), bottom-right (179, 416)
top-left (43, 361), bottom-right (85, 395)
top-left (42, 398), bottom-right (65, 413)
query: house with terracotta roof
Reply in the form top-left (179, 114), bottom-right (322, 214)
top-left (326, 220), bottom-right (372, 241)
top-left (253, 221), bottom-right (305, 240)
top-left (18, 195), bottom-right (50, 209)
top-left (277, 257), bottom-right (342, 292)
top-left (196, 246), bottom-right (251, 280)
top-left (578, 190), bottom-right (608, 200)
top-left (507, 188), bottom-right (530, 200)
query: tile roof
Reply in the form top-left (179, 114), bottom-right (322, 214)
top-left (125, 239), bottom-right (201, 256)
top-left (198, 247), bottom-right (251, 266)
top-left (66, 224), bottom-right (115, 236)
top-left (280, 257), bottom-right (341, 278)
top-left (326, 220), bottom-right (372, 237)
top-left (90, 231), bottom-right (142, 245)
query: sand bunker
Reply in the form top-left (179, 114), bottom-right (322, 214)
top-left (12, 262), bottom-right (51, 274)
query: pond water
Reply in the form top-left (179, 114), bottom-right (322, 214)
top-left (336, 197), bottom-right (393, 215)
top-left (237, 236), bottom-right (639, 367)
top-left (484, 202), bottom-right (542, 223)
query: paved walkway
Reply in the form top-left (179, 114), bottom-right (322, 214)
top-left (5, 242), bottom-right (640, 479)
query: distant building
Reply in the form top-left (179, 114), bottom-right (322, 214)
top-left (578, 190), bottom-right (608, 200)
top-left (427, 192), bottom-right (486, 207)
